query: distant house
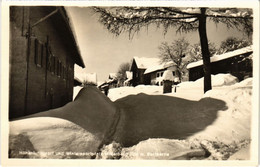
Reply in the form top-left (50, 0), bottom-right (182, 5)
top-left (9, 6), bottom-right (85, 119)
top-left (144, 61), bottom-right (178, 86)
top-left (130, 57), bottom-right (160, 86)
top-left (130, 57), bottom-right (178, 86)
top-left (108, 73), bottom-right (118, 88)
top-left (75, 73), bottom-right (97, 86)
top-left (186, 46), bottom-right (253, 81)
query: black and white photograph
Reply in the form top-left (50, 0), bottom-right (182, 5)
top-left (1, 1), bottom-right (259, 166)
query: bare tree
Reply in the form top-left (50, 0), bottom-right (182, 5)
top-left (158, 38), bottom-right (189, 82)
top-left (116, 62), bottom-right (131, 86)
top-left (189, 42), bottom-right (217, 62)
top-left (93, 7), bottom-right (253, 93)
top-left (217, 36), bottom-right (252, 54)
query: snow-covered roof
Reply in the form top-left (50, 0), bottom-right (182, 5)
top-left (144, 61), bottom-right (176, 74)
top-left (133, 57), bottom-right (161, 69)
top-left (187, 46), bottom-right (253, 69)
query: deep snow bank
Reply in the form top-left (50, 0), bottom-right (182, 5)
top-left (9, 86), bottom-right (118, 159)
top-left (178, 74), bottom-right (239, 88)
top-left (108, 77), bottom-right (252, 160)
top-left (188, 78), bottom-right (252, 144)
top-left (9, 117), bottom-right (100, 158)
top-left (9, 74), bottom-right (253, 160)
top-left (108, 74), bottom-right (239, 101)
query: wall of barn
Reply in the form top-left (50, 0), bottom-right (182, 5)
top-left (188, 53), bottom-right (253, 82)
top-left (9, 7), bottom-right (29, 118)
top-left (9, 6), bottom-right (75, 119)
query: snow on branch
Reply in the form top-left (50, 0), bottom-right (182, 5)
top-left (206, 8), bottom-right (253, 36)
top-left (93, 7), bottom-right (253, 38)
top-left (206, 8), bottom-right (253, 18)
top-left (92, 7), bottom-right (199, 38)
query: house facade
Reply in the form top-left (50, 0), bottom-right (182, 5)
top-left (9, 6), bottom-right (85, 119)
top-left (144, 62), bottom-right (178, 86)
top-left (187, 46), bottom-right (253, 81)
top-left (130, 57), bottom-right (178, 86)
top-left (130, 57), bottom-right (159, 86)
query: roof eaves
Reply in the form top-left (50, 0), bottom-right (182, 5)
top-left (187, 46), bottom-right (253, 69)
top-left (59, 7), bottom-right (85, 68)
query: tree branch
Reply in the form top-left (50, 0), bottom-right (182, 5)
top-left (163, 7), bottom-right (201, 16)
top-left (206, 14), bottom-right (253, 19)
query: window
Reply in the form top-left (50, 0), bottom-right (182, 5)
top-left (157, 73), bottom-right (160, 78)
top-left (47, 49), bottom-right (52, 72)
top-left (34, 39), bottom-right (43, 67)
top-left (56, 60), bottom-right (59, 76)
top-left (40, 45), bottom-right (44, 66)
top-left (57, 61), bottom-right (62, 77)
top-left (55, 58), bottom-right (59, 75)
top-left (160, 72), bottom-right (163, 77)
top-left (157, 71), bottom-right (164, 78)
top-left (62, 66), bottom-right (66, 80)
top-left (34, 39), bottom-right (38, 65)
top-left (172, 71), bottom-right (176, 76)
top-left (51, 56), bottom-right (56, 74)
top-left (59, 62), bottom-right (63, 78)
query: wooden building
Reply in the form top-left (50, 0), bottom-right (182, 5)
top-left (130, 57), bottom-right (160, 86)
top-left (187, 46), bottom-right (253, 81)
top-left (9, 6), bottom-right (85, 119)
top-left (144, 62), bottom-right (178, 86)
top-left (130, 57), bottom-right (178, 86)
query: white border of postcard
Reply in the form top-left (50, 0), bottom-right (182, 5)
top-left (1, 0), bottom-right (259, 166)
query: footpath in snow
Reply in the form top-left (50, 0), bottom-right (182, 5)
top-left (9, 74), bottom-right (252, 160)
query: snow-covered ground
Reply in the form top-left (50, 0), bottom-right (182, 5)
top-left (101, 74), bottom-right (252, 160)
top-left (9, 86), bottom-right (118, 159)
top-left (108, 73), bottom-right (239, 101)
top-left (9, 74), bottom-right (253, 160)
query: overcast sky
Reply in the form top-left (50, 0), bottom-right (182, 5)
top-left (66, 7), bottom-right (250, 83)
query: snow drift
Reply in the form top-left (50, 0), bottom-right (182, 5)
top-left (108, 74), bottom-right (239, 101)
top-left (178, 73), bottom-right (239, 88)
top-left (106, 76), bottom-right (252, 160)
top-left (9, 74), bottom-right (252, 160)
top-left (9, 86), bottom-right (118, 159)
